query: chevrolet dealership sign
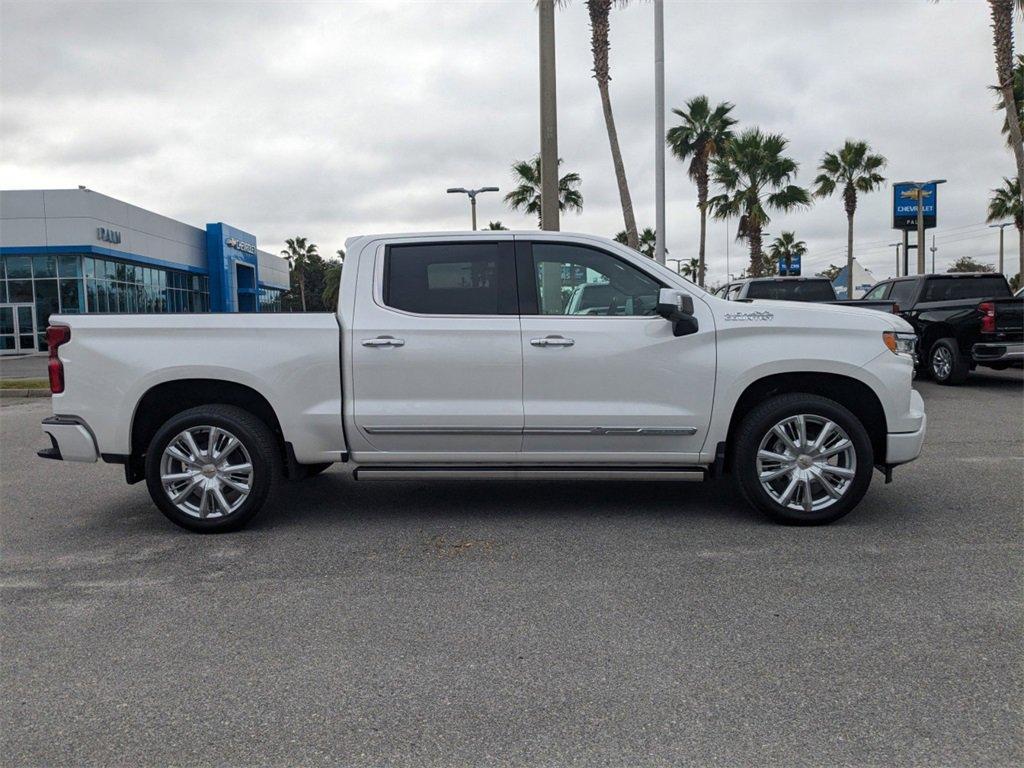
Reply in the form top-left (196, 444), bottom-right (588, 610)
top-left (892, 182), bottom-right (938, 230)
top-left (225, 236), bottom-right (257, 255)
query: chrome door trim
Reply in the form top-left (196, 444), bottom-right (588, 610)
top-left (362, 425), bottom-right (524, 435)
top-left (362, 425), bottom-right (697, 436)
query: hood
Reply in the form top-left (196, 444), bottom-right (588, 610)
top-left (718, 298), bottom-right (914, 333)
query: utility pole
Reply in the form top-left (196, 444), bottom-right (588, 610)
top-left (888, 242), bottom-right (902, 277)
top-left (989, 222), bottom-right (1012, 274)
top-left (446, 187), bottom-right (499, 231)
top-left (538, 0), bottom-right (559, 232)
top-left (930, 235), bottom-right (937, 273)
top-left (653, 0), bottom-right (666, 265)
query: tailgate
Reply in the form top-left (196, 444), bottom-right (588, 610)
top-left (994, 297), bottom-right (1024, 338)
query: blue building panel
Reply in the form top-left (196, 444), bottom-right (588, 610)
top-left (205, 223), bottom-right (260, 312)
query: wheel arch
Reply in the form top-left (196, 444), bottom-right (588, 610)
top-left (129, 379), bottom-right (289, 482)
top-left (723, 372), bottom-right (888, 470)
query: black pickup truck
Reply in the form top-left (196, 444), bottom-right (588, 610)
top-left (713, 277), bottom-right (898, 312)
top-left (857, 273), bottom-right (1023, 384)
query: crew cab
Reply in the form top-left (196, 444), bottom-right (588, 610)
top-left (38, 232), bottom-right (926, 532)
top-left (858, 272), bottom-right (1022, 384)
top-left (714, 276), bottom-right (899, 313)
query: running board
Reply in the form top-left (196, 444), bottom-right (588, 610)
top-left (353, 466), bottom-right (706, 481)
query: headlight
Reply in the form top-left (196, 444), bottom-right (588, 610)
top-left (883, 331), bottom-right (916, 357)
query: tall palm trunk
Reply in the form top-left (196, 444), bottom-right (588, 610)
top-left (588, 0), bottom-right (638, 250)
top-left (1018, 223), bottom-right (1023, 283)
top-left (597, 80), bottom-right (639, 249)
top-left (990, 0), bottom-right (1024, 207)
top-left (844, 184), bottom-right (857, 297)
top-left (749, 227), bottom-right (765, 277)
top-left (298, 275), bottom-right (307, 312)
top-left (696, 165), bottom-right (709, 287)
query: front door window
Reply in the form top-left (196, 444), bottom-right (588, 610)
top-left (0, 303), bottom-right (37, 354)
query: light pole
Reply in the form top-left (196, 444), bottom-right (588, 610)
top-left (989, 222), bottom-right (1013, 274)
top-left (653, 0), bottom-right (666, 265)
top-left (538, 0), bottom-right (559, 232)
top-left (446, 187), bottom-right (499, 231)
top-left (896, 179), bottom-right (946, 274)
top-left (665, 258), bottom-right (683, 276)
top-left (930, 234), bottom-right (937, 273)
top-left (888, 242), bottom-right (902, 277)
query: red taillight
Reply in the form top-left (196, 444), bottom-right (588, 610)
top-left (978, 301), bottom-right (996, 334)
top-left (46, 325), bottom-right (71, 394)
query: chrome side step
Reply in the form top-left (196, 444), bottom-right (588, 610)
top-left (353, 466), bottom-right (706, 481)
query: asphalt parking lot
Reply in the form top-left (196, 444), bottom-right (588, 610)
top-left (2, 370), bottom-right (1022, 767)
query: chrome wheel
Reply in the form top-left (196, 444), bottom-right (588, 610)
top-left (755, 414), bottom-right (857, 514)
top-left (159, 426), bottom-right (253, 520)
top-left (931, 345), bottom-right (952, 380)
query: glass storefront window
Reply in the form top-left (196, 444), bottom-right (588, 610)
top-left (6, 256), bottom-right (32, 278)
top-left (9, 280), bottom-right (32, 302)
top-left (59, 279), bottom-right (84, 313)
top-left (58, 254), bottom-right (81, 278)
top-left (33, 255), bottom-right (57, 278)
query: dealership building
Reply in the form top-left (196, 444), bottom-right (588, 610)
top-left (0, 188), bottom-right (291, 354)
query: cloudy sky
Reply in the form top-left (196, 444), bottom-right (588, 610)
top-left (1, 0), bottom-right (1019, 283)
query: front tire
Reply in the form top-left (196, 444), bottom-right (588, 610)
top-left (927, 337), bottom-right (969, 385)
top-left (145, 405), bottom-right (280, 533)
top-left (734, 394), bottom-right (874, 525)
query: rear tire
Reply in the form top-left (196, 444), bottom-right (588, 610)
top-left (734, 393), bottom-right (874, 525)
top-left (145, 405), bottom-right (280, 533)
top-left (927, 337), bottom-right (969, 385)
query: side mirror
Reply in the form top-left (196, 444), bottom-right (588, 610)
top-left (655, 288), bottom-right (699, 337)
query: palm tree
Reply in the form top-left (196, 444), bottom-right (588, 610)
top-left (322, 250), bottom-right (344, 310)
top-left (666, 96), bottom-right (737, 287)
top-left (812, 140), bottom-right (886, 288)
top-left (504, 156), bottom-right (583, 227)
top-left (614, 226), bottom-right (660, 258)
top-left (709, 128), bottom-right (811, 277)
top-left (483, 221), bottom-right (509, 230)
top-left (677, 257), bottom-right (700, 280)
top-left (991, 54), bottom-right (1024, 148)
top-left (767, 231), bottom-right (807, 275)
top-left (280, 236), bottom-right (319, 311)
top-left (987, 176), bottom-right (1024, 282)
top-left (988, 0), bottom-right (1024, 199)
top-left (585, 0), bottom-right (638, 249)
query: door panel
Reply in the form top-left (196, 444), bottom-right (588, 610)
top-left (350, 240), bottom-right (524, 454)
top-left (518, 241), bottom-right (715, 459)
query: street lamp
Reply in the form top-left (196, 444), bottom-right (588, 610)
top-left (895, 179), bottom-right (946, 274)
top-left (888, 242), bottom-right (902, 277)
top-left (988, 222), bottom-right (1013, 275)
top-left (665, 257), bottom-right (683, 276)
top-left (446, 187), bottom-right (499, 231)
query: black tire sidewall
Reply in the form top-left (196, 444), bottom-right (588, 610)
top-left (928, 338), bottom-right (967, 385)
top-left (735, 394), bottom-right (874, 525)
top-left (144, 405), bottom-right (277, 533)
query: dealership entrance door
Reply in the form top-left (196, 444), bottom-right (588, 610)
top-left (0, 304), bottom-right (37, 354)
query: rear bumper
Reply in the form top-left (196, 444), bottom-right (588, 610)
top-left (39, 416), bottom-right (98, 463)
top-left (972, 342), bottom-right (1024, 364)
top-left (886, 389), bottom-right (926, 466)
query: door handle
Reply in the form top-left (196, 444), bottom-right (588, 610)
top-left (362, 336), bottom-right (405, 347)
top-left (530, 336), bottom-right (575, 347)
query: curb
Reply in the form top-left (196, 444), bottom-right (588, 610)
top-left (0, 389), bottom-right (50, 399)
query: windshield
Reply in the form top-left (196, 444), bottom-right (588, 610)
top-left (745, 280), bottom-right (836, 302)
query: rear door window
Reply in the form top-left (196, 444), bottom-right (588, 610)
top-left (863, 282), bottom-right (891, 300)
top-left (888, 280), bottom-right (918, 307)
top-left (383, 242), bottom-right (517, 315)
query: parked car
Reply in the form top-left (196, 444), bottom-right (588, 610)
top-left (38, 232), bottom-right (925, 531)
top-left (857, 272), bottom-right (1022, 384)
top-left (715, 276), bottom-right (899, 313)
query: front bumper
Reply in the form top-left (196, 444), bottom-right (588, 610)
top-left (39, 416), bottom-right (98, 463)
top-left (973, 341), bottom-right (1024, 365)
top-left (886, 389), bottom-right (926, 465)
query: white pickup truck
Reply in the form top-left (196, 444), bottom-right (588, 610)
top-left (39, 232), bottom-right (926, 532)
